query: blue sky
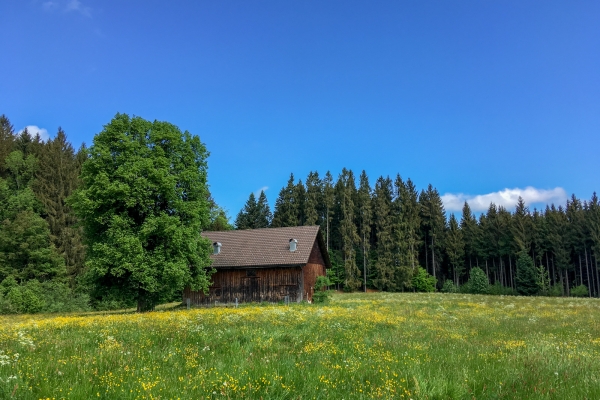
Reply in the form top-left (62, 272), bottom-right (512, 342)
top-left (1, 0), bottom-right (599, 217)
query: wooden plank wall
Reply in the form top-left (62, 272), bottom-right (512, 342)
top-left (184, 267), bottom-right (303, 305)
top-left (302, 239), bottom-right (327, 301)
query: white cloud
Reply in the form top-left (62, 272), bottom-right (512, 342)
top-left (65, 0), bottom-right (91, 17)
top-left (254, 186), bottom-right (269, 197)
top-left (441, 187), bottom-right (568, 213)
top-left (18, 126), bottom-right (50, 142)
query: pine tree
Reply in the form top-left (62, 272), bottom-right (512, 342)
top-left (322, 171), bottom-right (335, 250)
top-left (372, 176), bottom-right (395, 291)
top-left (516, 252), bottom-right (539, 295)
top-left (235, 192), bottom-right (258, 229)
top-left (304, 171), bottom-right (322, 226)
top-left (446, 214), bottom-right (465, 286)
top-left (0, 149), bottom-right (65, 283)
top-left (511, 197), bottom-right (532, 253)
top-left (271, 174), bottom-right (298, 227)
top-left (460, 202), bottom-right (478, 271)
top-left (419, 184), bottom-right (446, 282)
top-left (356, 170), bottom-right (372, 291)
top-left (0, 115), bottom-right (15, 179)
top-left (337, 169), bottom-right (360, 291)
top-left (392, 175), bottom-right (415, 290)
top-left (256, 190), bottom-right (272, 228)
top-left (294, 180), bottom-right (306, 226)
top-left (33, 128), bottom-right (86, 281)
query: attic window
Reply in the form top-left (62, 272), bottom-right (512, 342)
top-left (213, 242), bottom-right (222, 255)
top-left (289, 238), bottom-right (298, 252)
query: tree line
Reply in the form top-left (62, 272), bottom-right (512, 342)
top-left (0, 114), bottom-right (230, 313)
top-left (235, 169), bottom-right (600, 297)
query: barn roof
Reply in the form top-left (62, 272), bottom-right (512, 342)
top-left (201, 225), bottom-right (330, 269)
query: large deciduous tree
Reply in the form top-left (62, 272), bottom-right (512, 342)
top-left (70, 114), bottom-right (213, 311)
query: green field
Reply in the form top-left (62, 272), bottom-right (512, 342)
top-left (1, 293), bottom-right (599, 399)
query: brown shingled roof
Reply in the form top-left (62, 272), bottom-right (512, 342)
top-left (201, 225), bottom-right (330, 269)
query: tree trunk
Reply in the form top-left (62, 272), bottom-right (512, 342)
top-left (363, 236), bottom-right (367, 293)
top-left (579, 254), bottom-right (583, 288)
top-left (565, 268), bottom-right (570, 297)
top-left (485, 259), bottom-right (489, 283)
top-left (596, 252), bottom-right (600, 299)
top-left (585, 246), bottom-right (591, 297)
top-left (431, 235), bottom-right (436, 279)
top-left (509, 255), bottom-right (514, 289)
top-left (555, 257), bottom-right (564, 296)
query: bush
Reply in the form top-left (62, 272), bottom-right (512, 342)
top-left (488, 282), bottom-right (516, 296)
top-left (465, 267), bottom-right (489, 294)
top-left (441, 280), bottom-right (458, 293)
top-left (0, 277), bottom-right (90, 314)
top-left (412, 267), bottom-right (436, 293)
top-left (312, 276), bottom-right (334, 304)
top-left (548, 283), bottom-right (563, 297)
top-left (571, 285), bottom-right (588, 298)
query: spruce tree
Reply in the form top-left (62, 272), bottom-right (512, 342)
top-left (419, 184), bottom-right (446, 282)
top-left (372, 176), bottom-right (395, 291)
top-left (516, 252), bottom-right (539, 295)
top-left (356, 170), bottom-right (372, 291)
top-left (0, 115), bottom-right (15, 179)
top-left (337, 169), bottom-right (360, 291)
top-left (271, 174), bottom-right (298, 227)
top-left (256, 190), bottom-right (272, 228)
top-left (235, 192), bottom-right (258, 229)
top-left (294, 180), bottom-right (306, 226)
top-left (322, 171), bottom-right (335, 250)
top-left (446, 214), bottom-right (465, 286)
top-left (392, 175), bottom-right (414, 290)
top-left (304, 171), bottom-right (322, 226)
top-left (460, 202), bottom-right (478, 270)
top-left (33, 128), bottom-right (86, 281)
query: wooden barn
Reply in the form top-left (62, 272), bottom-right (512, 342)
top-left (183, 225), bottom-right (330, 304)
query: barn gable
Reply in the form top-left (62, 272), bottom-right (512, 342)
top-left (184, 226), bottom-right (330, 304)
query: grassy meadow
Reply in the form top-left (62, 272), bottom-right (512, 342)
top-left (1, 293), bottom-right (600, 399)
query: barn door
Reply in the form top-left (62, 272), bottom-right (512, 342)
top-left (241, 276), bottom-right (261, 302)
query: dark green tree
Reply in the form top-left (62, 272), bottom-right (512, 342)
top-left (70, 114), bottom-right (213, 311)
top-left (271, 174), bottom-right (299, 228)
top-left (304, 171), bottom-right (322, 226)
top-left (356, 170), bottom-right (372, 291)
top-left (446, 214), bottom-right (465, 286)
top-left (0, 115), bottom-right (15, 178)
top-left (337, 169), bottom-right (360, 291)
top-left (515, 252), bottom-right (539, 296)
top-left (372, 176), bottom-right (395, 291)
top-left (255, 190), bottom-right (272, 228)
top-left (0, 151), bottom-right (64, 283)
top-left (235, 192), bottom-right (258, 229)
top-left (419, 184), bottom-right (446, 281)
top-left (33, 128), bottom-right (86, 281)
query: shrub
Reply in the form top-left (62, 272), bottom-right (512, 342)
top-left (441, 280), bottom-right (458, 293)
top-left (466, 267), bottom-right (489, 294)
top-left (548, 283), bottom-right (563, 297)
top-left (571, 285), bottom-right (588, 298)
top-left (312, 276), bottom-right (334, 303)
top-left (488, 282), bottom-right (516, 296)
top-left (412, 267), bottom-right (436, 293)
top-left (0, 277), bottom-right (90, 314)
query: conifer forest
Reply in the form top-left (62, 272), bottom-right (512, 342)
top-left (236, 169), bottom-right (600, 298)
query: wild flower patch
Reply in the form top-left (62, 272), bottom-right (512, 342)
top-left (0, 293), bottom-right (599, 398)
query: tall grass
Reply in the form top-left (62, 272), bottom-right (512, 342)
top-left (1, 293), bottom-right (599, 399)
